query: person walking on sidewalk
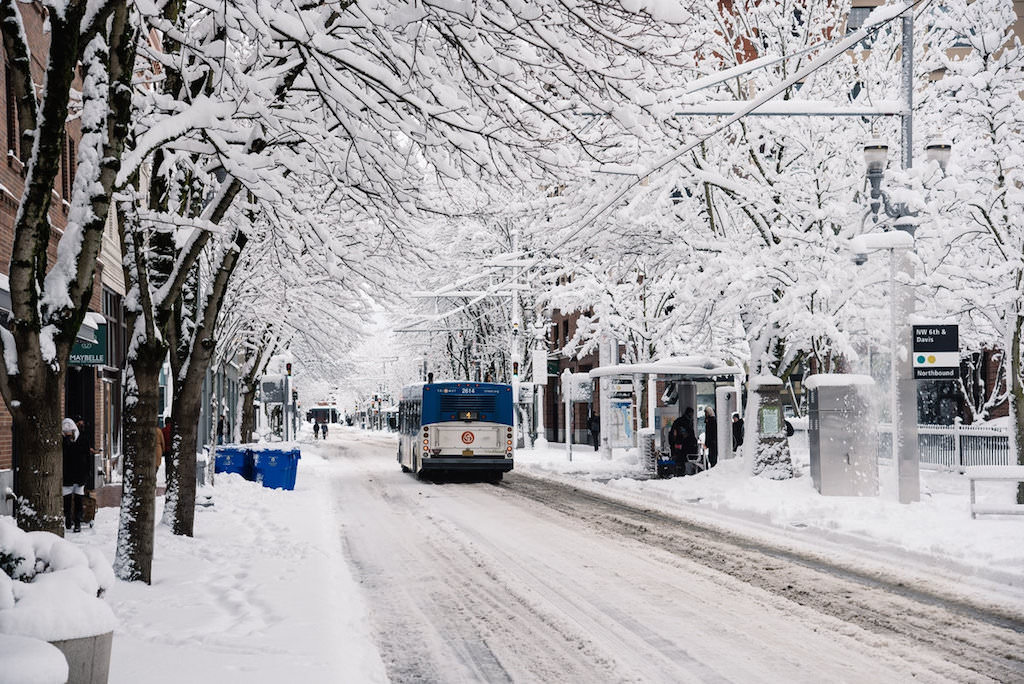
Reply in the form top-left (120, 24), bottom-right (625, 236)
top-left (313, 421), bottom-right (321, 439)
top-left (320, 422), bottom-right (328, 440)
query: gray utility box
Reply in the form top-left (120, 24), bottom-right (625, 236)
top-left (807, 376), bottom-right (878, 496)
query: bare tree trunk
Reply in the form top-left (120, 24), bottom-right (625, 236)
top-left (10, 376), bottom-right (65, 532)
top-left (165, 234), bottom-right (248, 536)
top-left (113, 340), bottom-right (163, 583)
top-left (167, 375), bottom-right (203, 536)
top-left (240, 380), bottom-right (258, 443)
top-left (1011, 312), bottom-right (1024, 504)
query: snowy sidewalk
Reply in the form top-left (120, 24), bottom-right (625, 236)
top-left (516, 441), bottom-right (1024, 606)
top-left (68, 437), bottom-right (387, 684)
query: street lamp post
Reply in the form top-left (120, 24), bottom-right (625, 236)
top-left (860, 139), bottom-right (950, 504)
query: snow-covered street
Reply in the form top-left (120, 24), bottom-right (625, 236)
top-left (72, 428), bottom-right (1023, 683)
top-left (338, 432), bottom-right (1024, 683)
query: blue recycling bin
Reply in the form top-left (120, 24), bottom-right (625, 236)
top-left (251, 448), bottom-right (301, 490)
top-left (214, 446), bottom-right (254, 480)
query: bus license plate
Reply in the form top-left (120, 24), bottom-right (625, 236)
top-left (462, 449), bottom-right (474, 456)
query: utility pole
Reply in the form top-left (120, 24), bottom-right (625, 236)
top-left (511, 225), bottom-right (522, 446)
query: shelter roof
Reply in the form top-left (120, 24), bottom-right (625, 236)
top-left (588, 356), bottom-right (743, 380)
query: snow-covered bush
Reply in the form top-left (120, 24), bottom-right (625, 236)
top-left (0, 516), bottom-right (116, 642)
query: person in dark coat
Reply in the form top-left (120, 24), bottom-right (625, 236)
top-left (587, 412), bottom-right (601, 451)
top-left (320, 422), bottom-right (328, 440)
top-left (732, 412), bottom-right (744, 451)
top-left (704, 406), bottom-right (718, 468)
top-left (162, 416), bottom-right (173, 459)
top-left (671, 407), bottom-right (699, 475)
top-left (313, 421), bottom-right (321, 439)
top-left (62, 418), bottom-right (91, 532)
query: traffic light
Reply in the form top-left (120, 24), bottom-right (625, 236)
top-left (286, 362), bottom-right (292, 376)
top-left (292, 390), bottom-right (298, 402)
top-left (513, 361), bottom-right (519, 377)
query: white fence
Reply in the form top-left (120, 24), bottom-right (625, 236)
top-left (877, 423), bottom-right (1011, 469)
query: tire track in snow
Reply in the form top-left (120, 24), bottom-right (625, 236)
top-left (501, 472), bottom-right (1024, 683)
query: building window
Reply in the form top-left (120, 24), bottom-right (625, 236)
top-left (67, 136), bottom-right (76, 189)
top-left (5, 66), bottom-right (17, 157)
top-left (60, 137), bottom-right (68, 199)
top-left (847, 7), bottom-right (878, 50)
top-left (102, 288), bottom-right (126, 370)
top-left (562, 320), bottom-right (569, 344)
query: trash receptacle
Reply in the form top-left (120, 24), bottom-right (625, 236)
top-left (251, 448), bottom-right (300, 490)
top-left (214, 446), bottom-right (254, 480)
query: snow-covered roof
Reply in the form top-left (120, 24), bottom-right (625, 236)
top-left (589, 356), bottom-right (742, 380)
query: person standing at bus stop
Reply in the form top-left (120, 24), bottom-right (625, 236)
top-left (704, 406), bottom-right (718, 468)
top-left (588, 412), bottom-right (600, 452)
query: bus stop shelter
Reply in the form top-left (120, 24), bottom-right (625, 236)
top-left (589, 356), bottom-right (744, 476)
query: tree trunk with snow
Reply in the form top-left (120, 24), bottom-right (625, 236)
top-left (113, 340), bottom-right (163, 584)
top-left (164, 234), bottom-right (248, 536)
top-left (9, 376), bottom-right (65, 531)
top-left (0, 0), bottom-right (134, 533)
top-left (745, 377), bottom-right (794, 480)
top-left (1011, 312), bottom-right (1024, 504)
top-left (239, 358), bottom-right (264, 444)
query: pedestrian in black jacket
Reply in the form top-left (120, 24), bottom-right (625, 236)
top-left (732, 413), bottom-right (744, 451)
top-left (62, 418), bottom-right (91, 532)
top-left (671, 407), bottom-right (699, 475)
top-left (704, 406), bottom-right (718, 468)
top-left (587, 413), bottom-right (601, 451)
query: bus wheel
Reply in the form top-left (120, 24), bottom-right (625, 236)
top-left (401, 464), bottom-right (411, 473)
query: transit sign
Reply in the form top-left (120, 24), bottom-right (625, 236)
top-left (912, 325), bottom-right (959, 379)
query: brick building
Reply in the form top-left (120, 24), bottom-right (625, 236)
top-left (0, 2), bottom-right (126, 479)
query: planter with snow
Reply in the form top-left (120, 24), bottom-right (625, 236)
top-left (1, 517), bottom-right (116, 684)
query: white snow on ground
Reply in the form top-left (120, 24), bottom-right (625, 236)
top-left (518, 433), bottom-right (1024, 593)
top-left (35, 425), bottom-right (1021, 682)
top-left (64, 431), bottom-right (387, 684)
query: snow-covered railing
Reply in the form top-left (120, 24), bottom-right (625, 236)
top-left (877, 423), bottom-right (1010, 469)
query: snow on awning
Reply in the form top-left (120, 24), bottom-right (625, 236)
top-left (76, 311), bottom-right (107, 344)
top-left (589, 356), bottom-right (743, 380)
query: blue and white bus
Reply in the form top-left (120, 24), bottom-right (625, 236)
top-left (397, 382), bottom-right (514, 481)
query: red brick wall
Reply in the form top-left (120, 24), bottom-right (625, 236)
top-left (0, 3), bottom-right (88, 471)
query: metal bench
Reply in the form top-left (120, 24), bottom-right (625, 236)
top-left (963, 466), bottom-right (1024, 519)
